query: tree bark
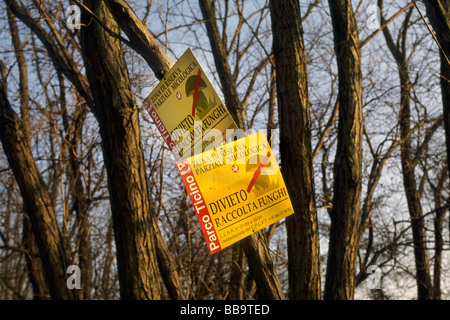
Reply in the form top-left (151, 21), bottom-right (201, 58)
top-left (6, 8), bottom-right (49, 299)
top-left (106, 0), bottom-right (284, 299)
top-left (198, 0), bottom-right (247, 300)
top-left (379, 3), bottom-right (434, 300)
top-left (0, 80), bottom-right (78, 300)
top-left (430, 169), bottom-right (447, 299)
top-left (153, 219), bottom-right (186, 300)
top-left (424, 1), bottom-right (450, 249)
top-left (7, 0), bottom-right (183, 299)
top-left (228, 245), bottom-right (245, 300)
top-left (424, 0), bottom-right (450, 279)
top-left (239, 231), bottom-right (285, 299)
top-left (102, 0), bottom-right (206, 299)
top-left (199, 0), bottom-right (284, 300)
top-left (324, 0), bottom-right (363, 300)
top-left (398, 70), bottom-right (434, 300)
top-left (198, 0), bottom-right (246, 128)
top-left (80, 0), bottom-right (162, 299)
top-left (269, 0), bottom-right (321, 300)
top-left (267, 66), bottom-right (276, 146)
top-left (424, 0), bottom-right (450, 181)
top-left (60, 74), bottom-right (92, 300)
top-left (103, 0), bottom-right (173, 80)
top-left (22, 217), bottom-right (50, 300)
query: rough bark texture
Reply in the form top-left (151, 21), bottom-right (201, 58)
top-left (153, 220), bottom-right (186, 300)
top-left (198, 0), bottom-right (246, 128)
top-left (424, 0), bottom-right (450, 183)
top-left (431, 170), bottom-right (446, 299)
top-left (67, 105), bottom-right (91, 300)
top-left (6, 8), bottom-right (49, 299)
top-left (397, 68), bottom-right (433, 300)
top-left (239, 230), bottom-right (285, 299)
top-left (199, 0), bottom-right (284, 300)
top-left (424, 1), bottom-right (450, 299)
top-left (80, 0), bottom-right (162, 300)
top-left (22, 218), bottom-right (50, 300)
top-left (269, 0), bottom-right (321, 300)
top-left (324, 0), bottom-right (363, 300)
top-left (228, 245), bottom-right (245, 300)
top-left (104, 0), bottom-right (189, 299)
top-left (198, 0), bottom-right (247, 299)
top-left (104, 0), bottom-right (173, 80)
top-left (380, 5), bottom-right (434, 300)
top-left (0, 83), bottom-right (78, 300)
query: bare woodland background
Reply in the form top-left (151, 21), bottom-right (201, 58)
top-left (0, 0), bottom-right (449, 300)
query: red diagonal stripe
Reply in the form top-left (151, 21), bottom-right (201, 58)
top-left (192, 69), bottom-right (202, 117)
top-left (247, 151), bottom-right (271, 193)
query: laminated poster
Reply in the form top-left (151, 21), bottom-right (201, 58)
top-left (142, 48), bottom-right (238, 160)
top-left (176, 131), bottom-right (294, 254)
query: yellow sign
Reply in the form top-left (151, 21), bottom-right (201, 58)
top-left (142, 48), bottom-right (238, 160)
top-left (176, 132), bottom-right (294, 254)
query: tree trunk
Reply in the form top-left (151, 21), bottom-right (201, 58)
top-left (239, 231), bottom-right (285, 299)
top-left (103, 0), bottom-right (173, 80)
top-left (0, 82), bottom-right (78, 300)
top-left (199, 0), bottom-right (284, 300)
top-left (424, 1), bottom-right (450, 248)
top-left (58, 69), bottom-right (92, 300)
top-left (228, 245), bottom-right (245, 300)
top-left (380, 4), bottom-right (434, 300)
top-left (424, 0), bottom-right (450, 181)
top-left (22, 217), bottom-right (50, 300)
top-left (104, 0), bottom-right (206, 299)
top-left (198, 0), bottom-right (247, 300)
top-left (68, 118), bottom-right (92, 300)
top-left (198, 0), bottom-right (246, 128)
top-left (269, 0), bottom-right (321, 300)
top-left (267, 66), bottom-right (276, 146)
top-left (324, 0), bottom-right (363, 300)
top-left (6, 8), bottom-right (50, 300)
top-left (153, 219), bottom-right (186, 300)
top-left (398, 73), bottom-right (434, 300)
top-left (430, 169), bottom-right (447, 300)
top-left (80, 0), bottom-right (162, 300)
top-left (106, 0), bottom-right (283, 299)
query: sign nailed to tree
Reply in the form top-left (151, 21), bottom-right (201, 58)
top-left (142, 48), bottom-right (238, 160)
top-left (142, 49), bottom-right (293, 254)
top-left (176, 132), bottom-right (294, 254)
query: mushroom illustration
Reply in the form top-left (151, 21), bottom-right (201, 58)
top-left (185, 73), bottom-right (213, 119)
top-left (246, 154), bottom-right (279, 196)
